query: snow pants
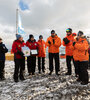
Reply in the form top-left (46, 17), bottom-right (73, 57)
top-left (38, 57), bottom-right (45, 72)
top-left (75, 61), bottom-right (89, 84)
top-left (66, 56), bottom-right (75, 75)
top-left (49, 53), bottom-right (60, 73)
top-left (14, 59), bottom-right (25, 80)
top-left (27, 56), bottom-right (36, 74)
top-left (0, 60), bottom-right (5, 78)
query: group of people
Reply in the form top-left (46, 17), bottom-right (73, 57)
top-left (0, 28), bottom-right (90, 85)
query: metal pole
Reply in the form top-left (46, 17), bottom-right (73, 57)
top-left (16, 8), bottom-right (19, 35)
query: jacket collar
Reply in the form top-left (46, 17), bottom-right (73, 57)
top-left (50, 35), bottom-right (58, 39)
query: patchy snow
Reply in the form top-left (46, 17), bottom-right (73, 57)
top-left (0, 59), bottom-right (90, 100)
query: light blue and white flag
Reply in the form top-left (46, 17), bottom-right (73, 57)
top-left (18, 14), bottom-right (25, 34)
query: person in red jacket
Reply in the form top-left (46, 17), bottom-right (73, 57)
top-left (38, 35), bottom-right (46, 74)
top-left (26, 34), bottom-right (38, 75)
top-left (12, 34), bottom-right (25, 82)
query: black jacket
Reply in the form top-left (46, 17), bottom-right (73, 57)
top-left (0, 42), bottom-right (8, 61)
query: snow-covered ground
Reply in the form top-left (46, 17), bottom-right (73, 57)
top-left (0, 59), bottom-right (90, 100)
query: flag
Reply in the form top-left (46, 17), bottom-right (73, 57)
top-left (19, 0), bottom-right (29, 11)
top-left (18, 13), bottom-right (25, 34)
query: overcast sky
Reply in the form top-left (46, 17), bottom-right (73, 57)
top-left (0, 0), bottom-right (90, 49)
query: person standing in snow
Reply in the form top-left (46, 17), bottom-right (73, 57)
top-left (46, 30), bottom-right (61, 75)
top-left (26, 34), bottom-right (38, 75)
top-left (0, 38), bottom-right (8, 80)
top-left (12, 34), bottom-right (25, 82)
top-left (37, 35), bottom-right (46, 74)
top-left (62, 28), bottom-right (76, 75)
top-left (73, 31), bottom-right (89, 85)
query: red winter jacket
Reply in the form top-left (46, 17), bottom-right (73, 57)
top-left (26, 39), bottom-right (38, 56)
top-left (12, 40), bottom-right (25, 59)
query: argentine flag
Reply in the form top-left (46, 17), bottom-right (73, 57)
top-left (18, 14), bottom-right (25, 34)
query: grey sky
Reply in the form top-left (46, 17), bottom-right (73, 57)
top-left (0, 0), bottom-right (90, 48)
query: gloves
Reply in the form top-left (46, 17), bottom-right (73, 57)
top-left (63, 38), bottom-right (70, 44)
top-left (17, 51), bottom-right (24, 57)
top-left (73, 42), bottom-right (76, 46)
top-left (53, 39), bottom-right (55, 44)
top-left (48, 41), bottom-right (51, 44)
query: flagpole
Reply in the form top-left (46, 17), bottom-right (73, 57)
top-left (16, 8), bottom-right (19, 35)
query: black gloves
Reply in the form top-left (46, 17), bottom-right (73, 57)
top-left (53, 39), bottom-right (55, 44)
top-left (48, 41), bottom-right (51, 44)
top-left (73, 42), bottom-right (76, 46)
top-left (17, 51), bottom-right (24, 57)
top-left (63, 38), bottom-right (70, 44)
top-left (48, 40), bottom-right (55, 44)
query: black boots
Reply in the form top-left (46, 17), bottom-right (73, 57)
top-left (49, 71), bottom-right (52, 75)
top-left (65, 72), bottom-right (71, 75)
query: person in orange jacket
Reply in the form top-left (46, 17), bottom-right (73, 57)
top-left (63, 28), bottom-right (75, 75)
top-left (73, 31), bottom-right (89, 85)
top-left (46, 30), bottom-right (61, 75)
top-left (38, 35), bottom-right (46, 74)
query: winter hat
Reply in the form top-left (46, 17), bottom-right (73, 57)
top-left (29, 34), bottom-right (34, 39)
top-left (66, 28), bottom-right (72, 33)
top-left (77, 31), bottom-right (84, 36)
top-left (16, 34), bottom-right (22, 40)
top-left (51, 30), bottom-right (55, 34)
top-left (39, 35), bottom-right (43, 39)
top-left (0, 37), bottom-right (2, 40)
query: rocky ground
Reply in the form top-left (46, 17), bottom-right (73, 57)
top-left (0, 59), bottom-right (90, 100)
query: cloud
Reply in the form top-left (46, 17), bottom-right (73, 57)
top-left (0, 0), bottom-right (90, 49)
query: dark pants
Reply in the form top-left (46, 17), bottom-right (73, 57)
top-left (74, 61), bottom-right (79, 75)
top-left (0, 60), bottom-right (5, 78)
top-left (75, 61), bottom-right (89, 83)
top-left (22, 57), bottom-right (25, 71)
top-left (27, 56), bottom-right (36, 74)
top-left (38, 57), bottom-right (45, 72)
top-left (66, 56), bottom-right (75, 74)
top-left (88, 55), bottom-right (90, 68)
top-left (14, 59), bottom-right (25, 80)
top-left (49, 53), bottom-right (60, 73)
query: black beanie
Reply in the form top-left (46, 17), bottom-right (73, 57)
top-left (39, 35), bottom-right (43, 39)
top-left (51, 30), bottom-right (55, 34)
top-left (29, 34), bottom-right (34, 39)
top-left (77, 31), bottom-right (84, 36)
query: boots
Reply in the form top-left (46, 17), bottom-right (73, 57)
top-left (19, 74), bottom-right (25, 81)
top-left (0, 71), bottom-right (5, 81)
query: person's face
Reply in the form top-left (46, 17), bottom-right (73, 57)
top-left (19, 37), bottom-right (23, 42)
top-left (31, 37), bottom-right (34, 41)
top-left (39, 37), bottom-right (43, 40)
top-left (0, 40), bottom-right (2, 43)
top-left (66, 32), bottom-right (71, 36)
top-left (51, 33), bottom-right (55, 37)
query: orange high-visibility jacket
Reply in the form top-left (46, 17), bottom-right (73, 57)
top-left (73, 38), bottom-right (89, 61)
top-left (62, 34), bottom-right (75, 56)
top-left (46, 35), bottom-right (61, 53)
top-left (38, 40), bottom-right (46, 57)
